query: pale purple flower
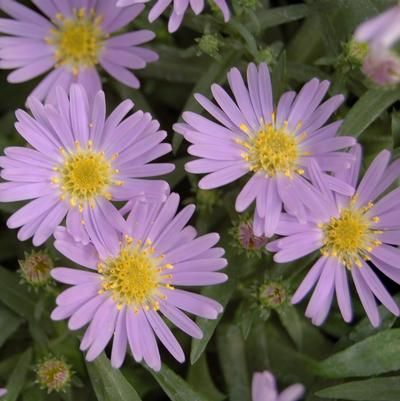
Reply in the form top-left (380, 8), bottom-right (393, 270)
top-left (175, 63), bottom-right (356, 238)
top-left (0, 84), bottom-right (173, 246)
top-left (354, 5), bottom-right (400, 85)
top-left (0, 389), bottom-right (6, 398)
top-left (267, 146), bottom-right (400, 327)
top-left (0, 0), bottom-right (158, 103)
top-left (117, 0), bottom-right (230, 33)
top-left (51, 193), bottom-right (227, 370)
top-left (252, 371), bottom-right (304, 401)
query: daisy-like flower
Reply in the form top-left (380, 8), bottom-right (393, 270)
top-left (175, 63), bottom-right (356, 237)
top-left (0, 389), bottom-right (6, 397)
top-left (0, 0), bottom-right (158, 103)
top-left (267, 146), bottom-right (400, 327)
top-left (0, 84), bottom-right (173, 247)
top-left (50, 193), bottom-right (227, 370)
top-left (117, 0), bottom-right (230, 33)
top-left (252, 371), bottom-right (305, 401)
top-left (354, 5), bottom-right (400, 85)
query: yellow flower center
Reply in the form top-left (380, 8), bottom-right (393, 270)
top-left (321, 205), bottom-right (382, 268)
top-left (98, 237), bottom-right (174, 311)
top-left (236, 117), bottom-right (307, 177)
top-left (47, 8), bottom-right (105, 73)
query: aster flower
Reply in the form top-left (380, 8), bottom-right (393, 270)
top-left (0, 389), bottom-right (6, 397)
top-left (117, 0), bottom-right (230, 33)
top-left (252, 371), bottom-right (305, 401)
top-left (354, 5), bottom-right (400, 85)
top-left (50, 193), bottom-right (227, 370)
top-left (0, 84), bottom-right (173, 247)
top-left (267, 146), bottom-right (400, 327)
top-left (0, 0), bottom-right (158, 103)
top-left (175, 63), bottom-right (356, 237)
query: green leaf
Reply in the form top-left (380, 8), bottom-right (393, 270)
top-left (277, 304), bottom-right (303, 349)
top-left (149, 363), bottom-right (211, 401)
top-left (0, 305), bottom-right (22, 348)
top-left (190, 278), bottom-right (235, 364)
top-left (257, 4), bottom-right (309, 29)
top-left (86, 353), bottom-right (142, 401)
top-left (317, 329), bottom-right (400, 378)
top-left (392, 109), bottom-right (400, 149)
top-left (0, 266), bottom-right (38, 320)
top-left (316, 377), bottom-right (400, 401)
top-left (217, 324), bottom-right (251, 401)
top-left (339, 88), bottom-right (400, 138)
top-left (4, 349), bottom-right (32, 401)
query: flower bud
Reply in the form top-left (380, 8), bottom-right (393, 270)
top-left (197, 34), bottom-right (220, 58)
top-left (36, 356), bottom-right (72, 393)
top-left (18, 250), bottom-right (53, 288)
top-left (258, 281), bottom-right (287, 309)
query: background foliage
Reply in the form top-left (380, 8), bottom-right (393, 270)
top-left (0, 0), bottom-right (400, 400)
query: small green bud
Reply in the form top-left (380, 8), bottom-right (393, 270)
top-left (197, 33), bottom-right (220, 58)
top-left (346, 38), bottom-right (369, 66)
top-left (258, 281), bottom-right (287, 309)
top-left (18, 250), bottom-right (53, 288)
top-left (255, 48), bottom-right (276, 66)
top-left (36, 356), bottom-right (72, 394)
top-left (196, 189), bottom-right (223, 212)
top-left (235, 0), bottom-right (260, 13)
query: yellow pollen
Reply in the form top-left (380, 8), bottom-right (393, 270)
top-left (321, 208), bottom-right (382, 269)
top-left (57, 144), bottom-right (114, 203)
top-left (238, 119), bottom-right (305, 177)
top-left (47, 8), bottom-right (105, 70)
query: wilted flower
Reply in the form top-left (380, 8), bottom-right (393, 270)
top-left (117, 0), bottom-right (230, 33)
top-left (0, 84), bottom-right (172, 246)
top-left (19, 250), bottom-right (53, 288)
top-left (238, 220), bottom-right (268, 251)
top-left (51, 193), bottom-right (227, 371)
top-left (354, 5), bottom-right (400, 85)
top-left (36, 356), bottom-right (72, 393)
top-left (252, 371), bottom-right (305, 401)
top-left (0, 0), bottom-right (158, 102)
top-left (175, 63), bottom-right (355, 238)
top-left (268, 146), bottom-right (400, 327)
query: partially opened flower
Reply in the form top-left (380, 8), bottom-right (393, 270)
top-left (354, 5), bottom-right (400, 85)
top-left (0, 0), bottom-right (158, 102)
top-left (267, 146), bottom-right (400, 327)
top-left (51, 193), bottom-right (227, 370)
top-left (0, 84), bottom-right (173, 246)
top-left (117, 0), bottom-right (230, 33)
top-left (252, 371), bottom-right (304, 401)
top-left (175, 63), bottom-right (355, 237)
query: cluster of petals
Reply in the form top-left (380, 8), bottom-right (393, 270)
top-left (117, 0), bottom-right (230, 33)
top-left (0, 84), bottom-right (173, 247)
top-left (176, 63), bottom-right (356, 238)
top-left (0, 0), bottom-right (158, 102)
top-left (354, 5), bottom-right (400, 85)
top-left (51, 193), bottom-right (227, 370)
top-left (267, 146), bottom-right (400, 327)
top-left (252, 371), bottom-right (304, 401)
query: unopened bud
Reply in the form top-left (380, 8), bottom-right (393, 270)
top-left (19, 250), bottom-right (53, 288)
top-left (36, 356), bottom-right (72, 393)
top-left (258, 281), bottom-right (287, 309)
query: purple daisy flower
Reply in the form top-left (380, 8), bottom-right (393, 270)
top-left (174, 63), bottom-right (356, 237)
top-left (267, 146), bottom-right (400, 327)
top-left (252, 371), bottom-right (305, 401)
top-left (50, 193), bottom-right (228, 370)
top-left (117, 0), bottom-right (230, 33)
top-left (0, 84), bottom-right (173, 247)
top-left (0, 0), bottom-right (158, 103)
top-left (0, 389), bottom-right (6, 398)
top-left (354, 5), bottom-right (400, 85)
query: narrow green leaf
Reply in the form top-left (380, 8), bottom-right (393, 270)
top-left (317, 329), bottom-right (400, 378)
top-left (257, 4), bottom-right (309, 29)
top-left (217, 324), bottom-right (251, 401)
top-left (316, 377), bottom-right (400, 401)
top-left (190, 278), bottom-right (235, 364)
top-left (339, 88), bottom-right (400, 138)
top-left (0, 305), bottom-right (22, 348)
top-left (0, 266), bottom-right (37, 320)
top-left (277, 304), bottom-right (303, 349)
top-left (392, 110), bottom-right (400, 149)
top-left (4, 349), bottom-right (32, 401)
top-left (86, 353), bottom-right (142, 401)
top-left (149, 363), bottom-right (211, 401)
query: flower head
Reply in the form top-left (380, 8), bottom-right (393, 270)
top-left (0, 0), bottom-right (158, 102)
top-left (117, 0), bottom-right (230, 33)
top-left (19, 250), bottom-right (53, 288)
top-left (252, 371), bottom-right (304, 401)
top-left (36, 356), bottom-right (72, 393)
top-left (175, 63), bottom-right (355, 238)
top-left (51, 193), bottom-right (227, 371)
top-left (267, 146), bottom-right (400, 327)
top-left (238, 220), bottom-right (268, 251)
top-left (0, 84), bottom-right (173, 247)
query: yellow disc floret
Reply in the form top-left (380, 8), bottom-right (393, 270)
top-left (321, 205), bottom-right (382, 269)
top-left (46, 8), bottom-right (105, 73)
top-left (98, 237), bottom-right (174, 311)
